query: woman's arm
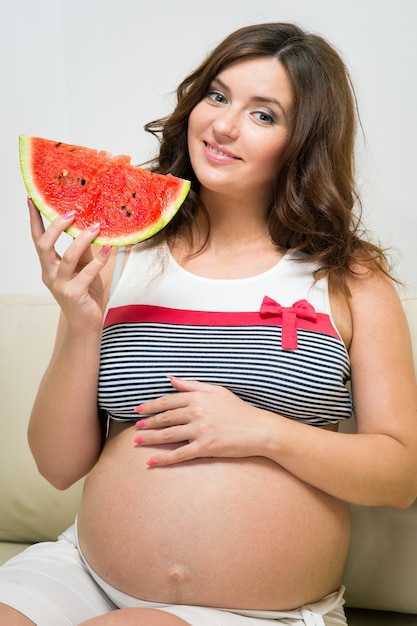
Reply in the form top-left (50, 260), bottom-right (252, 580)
top-left (26, 200), bottom-right (116, 489)
top-left (265, 271), bottom-right (417, 507)
top-left (133, 269), bottom-right (417, 508)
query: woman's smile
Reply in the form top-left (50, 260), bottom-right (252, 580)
top-left (203, 140), bottom-right (241, 163)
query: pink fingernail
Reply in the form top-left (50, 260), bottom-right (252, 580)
top-left (135, 419), bottom-right (146, 428)
top-left (134, 404), bottom-right (144, 413)
top-left (63, 210), bottom-right (76, 219)
top-left (102, 244), bottom-right (111, 255)
top-left (134, 435), bottom-right (144, 444)
top-left (88, 222), bottom-right (100, 232)
top-left (147, 458), bottom-right (158, 467)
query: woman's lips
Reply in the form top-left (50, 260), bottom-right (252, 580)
top-left (203, 141), bottom-right (241, 163)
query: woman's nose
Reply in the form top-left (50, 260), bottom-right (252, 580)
top-left (212, 107), bottom-right (240, 139)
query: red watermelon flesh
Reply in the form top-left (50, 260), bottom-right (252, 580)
top-left (19, 136), bottom-right (191, 246)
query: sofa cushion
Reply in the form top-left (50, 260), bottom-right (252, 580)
top-left (0, 295), bottom-right (83, 545)
top-left (343, 500), bottom-right (417, 613)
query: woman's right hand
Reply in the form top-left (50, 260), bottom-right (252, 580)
top-left (28, 197), bottom-right (112, 332)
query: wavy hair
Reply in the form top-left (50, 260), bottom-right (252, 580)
top-left (144, 22), bottom-right (392, 288)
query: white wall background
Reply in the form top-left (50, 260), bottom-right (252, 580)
top-left (1, 0), bottom-right (416, 294)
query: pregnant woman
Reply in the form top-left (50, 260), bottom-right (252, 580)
top-left (1, 22), bottom-right (416, 626)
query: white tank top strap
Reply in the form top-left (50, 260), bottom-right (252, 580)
top-left (109, 246), bottom-right (127, 299)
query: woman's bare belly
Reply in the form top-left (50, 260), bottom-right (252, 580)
top-left (77, 422), bottom-right (351, 611)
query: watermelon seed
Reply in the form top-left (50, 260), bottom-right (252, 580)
top-left (55, 142), bottom-right (62, 148)
top-left (80, 179), bottom-right (86, 186)
top-left (126, 211), bottom-right (131, 217)
top-left (132, 192), bottom-right (136, 198)
top-left (62, 169), bottom-right (68, 177)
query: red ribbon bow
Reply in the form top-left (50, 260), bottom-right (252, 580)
top-left (260, 296), bottom-right (317, 350)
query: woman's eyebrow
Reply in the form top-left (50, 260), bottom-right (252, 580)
top-left (209, 77), bottom-right (227, 90)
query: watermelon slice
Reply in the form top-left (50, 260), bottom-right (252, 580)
top-left (19, 135), bottom-right (191, 246)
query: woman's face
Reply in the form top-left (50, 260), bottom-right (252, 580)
top-left (187, 56), bottom-right (293, 206)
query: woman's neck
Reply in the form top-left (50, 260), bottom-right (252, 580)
top-left (170, 197), bottom-right (284, 279)
top-left (190, 192), bottom-right (273, 256)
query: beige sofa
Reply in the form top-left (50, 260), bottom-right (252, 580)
top-left (1, 293), bottom-right (417, 625)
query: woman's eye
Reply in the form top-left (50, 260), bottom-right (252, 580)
top-left (253, 110), bottom-right (275, 124)
top-left (207, 90), bottom-right (227, 104)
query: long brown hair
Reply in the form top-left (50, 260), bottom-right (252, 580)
top-left (145, 22), bottom-right (392, 288)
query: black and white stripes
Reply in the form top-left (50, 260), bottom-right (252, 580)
top-left (98, 306), bottom-right (352, 427)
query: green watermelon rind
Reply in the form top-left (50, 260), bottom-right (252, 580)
top-left (18, 135), bottom-right (191, 246)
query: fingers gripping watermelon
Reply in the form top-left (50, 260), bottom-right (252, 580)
top-left (19, 136), bottom-right (191, 246)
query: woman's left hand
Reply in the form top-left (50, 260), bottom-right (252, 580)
top-left (133, 376), bottom-right (264, 466)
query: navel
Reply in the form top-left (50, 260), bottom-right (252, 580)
top-left (167, 563), bottom-right (190, 585)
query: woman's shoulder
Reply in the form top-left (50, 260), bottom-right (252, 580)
top-left (346, 263), bottom-right (408, 353)
top-left (329, 261), bottom-right (403, 352)
top-left (346, 261), bottom-right (401, 306)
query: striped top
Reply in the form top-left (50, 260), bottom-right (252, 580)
top-left (98, 242), bottom-right (352, 427)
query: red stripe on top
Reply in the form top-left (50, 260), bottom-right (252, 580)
top-left (103, 304), bottom-right (340, 340)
